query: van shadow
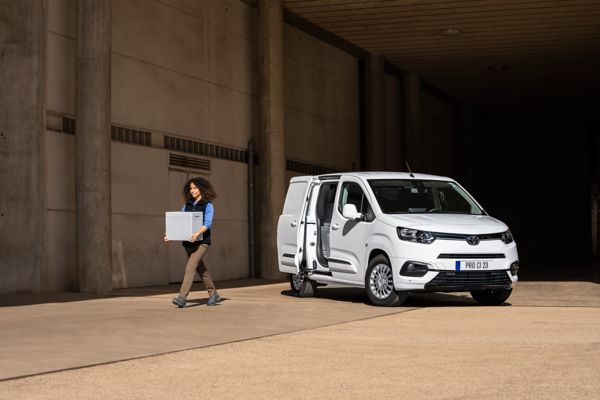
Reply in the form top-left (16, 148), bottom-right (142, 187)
top-left (281, 287), bottom-right (368, 304)
top-left (282, 286), bottom-right (511, 307)
top-left (405, 293), bottom-right (512, 307)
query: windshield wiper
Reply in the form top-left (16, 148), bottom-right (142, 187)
top-left (427, 209), bottom-right (471, 214)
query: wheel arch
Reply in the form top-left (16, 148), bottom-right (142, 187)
top-left (368, 248), bottom-right (391, 264)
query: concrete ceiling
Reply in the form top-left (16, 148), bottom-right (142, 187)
top-left (249, 0), bottom-right (600, 118)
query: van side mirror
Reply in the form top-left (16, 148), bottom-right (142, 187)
top-left (342, 204), bottom-right (363, 220)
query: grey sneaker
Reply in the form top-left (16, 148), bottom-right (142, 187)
top-left (172, 297), bottom-right (187, 308)
top-left (207, 293), bottom-right (221, 306)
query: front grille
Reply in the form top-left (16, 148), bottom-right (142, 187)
top-left (434, 232), bottom-right (503, 240)
top-left (424, 270), bottom-right (511, 292)
top-left (438, 253), bottom-right (505, 259)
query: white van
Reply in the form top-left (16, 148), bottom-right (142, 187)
top-left (277, 172), bottom-right (519, 306)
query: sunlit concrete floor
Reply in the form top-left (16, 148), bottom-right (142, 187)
top-left (1, 278), bottom-right (599, 399)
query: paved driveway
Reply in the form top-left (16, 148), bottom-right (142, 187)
top-left (1, 280), bottom-right (599, 399)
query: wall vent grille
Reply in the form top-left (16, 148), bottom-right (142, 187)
top-left (163, 135), bottom-right (248, 164)
top-left (287, 159), bottom-right (343, 175)
top-left (111, 125), bottom-right (152, 146)
top-left (50, 114), bottom-right (152, 148)
top-left (49, 114), bottom-right (343, 175)
top-left (62, 116), bottom-right (75, 134)
top-left (169, 153), bottom-right (211, 171)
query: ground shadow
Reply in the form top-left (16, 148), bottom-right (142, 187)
top-left (4, 259), bottom-right (599, 308)
top-left (405, 292), bottom-right (510, 307)
top-left (282, 286), bottom-right (506, 307)
top-left (0, 278), bottom-right (285, 308)
top-left (181, 297), bottom-right (230, 308)
top-left (281, 287), bottom-right (368, 304)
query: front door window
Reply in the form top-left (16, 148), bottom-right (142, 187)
top-left (338, 182), bottom-right (374, 221)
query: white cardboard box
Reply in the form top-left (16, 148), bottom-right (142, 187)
top-left (165, 212), bottom-right (203, 241)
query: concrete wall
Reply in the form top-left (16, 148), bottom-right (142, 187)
top-left (40, 0), bottom-right (360, 292)
top-left (111, 0), bottom-right (257, 146)
top-left (111, 0), bottom-right (255, 287)
top-left (46, 130), bottom-right (75, 291)
top-left (45, 0), bottom-right (75, 291)
top-left (283, 25), bottom-right (359, 171)
top-left (44, 0), bottom-right (257, 290)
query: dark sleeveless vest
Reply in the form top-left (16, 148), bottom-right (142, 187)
top-left (182, 200), bottom-right (212, 248)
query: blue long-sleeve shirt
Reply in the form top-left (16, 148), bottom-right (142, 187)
top-left (182, 201), bottom-right (214, 230)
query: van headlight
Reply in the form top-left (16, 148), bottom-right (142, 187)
top-left (501, 230), bottom-right (514, 244)
top-left (397, 227), bottom-right (435, 244)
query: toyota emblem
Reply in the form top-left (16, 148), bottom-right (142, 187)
top-left (467, 236), bottom-right (480, 246)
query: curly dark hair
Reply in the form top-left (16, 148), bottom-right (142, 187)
top-left (183, 177), bottom-right (217, 202)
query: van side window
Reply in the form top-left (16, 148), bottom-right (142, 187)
top-left (338, 182), bottom-right (374, 222)
top-left (282, 182), bottom-right (307, 215)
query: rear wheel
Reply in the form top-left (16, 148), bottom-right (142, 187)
top-left (365, 255), bottom-right (407, 306)
top-left (470, 288), bottom-right (512, 305)
top-left (289, 271), bottom-right (317, 297)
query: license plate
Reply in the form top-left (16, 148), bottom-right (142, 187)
top-left (455, 260), bottom-right (492, 271)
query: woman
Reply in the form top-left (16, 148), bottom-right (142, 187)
top-left (166, 177), bottom-right (220, 307)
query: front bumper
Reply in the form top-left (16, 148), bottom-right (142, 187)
top-left (390, 240), bottom-right (519, 292)
top-left (421, 270), bottom-right (513, 292)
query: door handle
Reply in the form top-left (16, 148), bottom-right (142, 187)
top-left (331, 223), bottom-right (340, 230)
top-left (291, 220), bottom-right (297, 227)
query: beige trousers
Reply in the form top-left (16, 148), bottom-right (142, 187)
top-left (179, 244), bottom-right (216, 299)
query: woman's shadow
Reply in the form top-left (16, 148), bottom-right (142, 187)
top-left (183, 297), bottom-right (229, 307)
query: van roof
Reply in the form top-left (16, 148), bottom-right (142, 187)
top-left (312, 171), bottom-right (454, 181)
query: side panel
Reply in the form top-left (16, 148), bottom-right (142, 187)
top-left (328, 177), bottom-right (372, 283)
top-left (277, 177), bottom-right (312, 274)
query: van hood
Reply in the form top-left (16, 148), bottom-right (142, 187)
top-left (378, 213), bottom-right (509, 234)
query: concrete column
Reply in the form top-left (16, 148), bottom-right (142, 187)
top-left (257, 0), bottom-right (286, 279)
top-left (75, 0), bottom-right (112, 293)
top-left (0, 1), bottom-right (47, 293)
top-left (403, 74), bottom-right (421, 171)
top-left (365, 53), bottom-right (385, 170)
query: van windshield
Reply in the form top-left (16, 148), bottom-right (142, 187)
top-left (367, 179), bottom-right (484, 215)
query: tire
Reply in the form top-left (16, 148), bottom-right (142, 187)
top-left (365, 255), bottom-right (407, 306)
top-left (289, 271), bottom-right (317, 298)
top-left (470, 288), bottom-right (513, 305)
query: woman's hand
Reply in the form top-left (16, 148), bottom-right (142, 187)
top-left (189, 231), bottom-right (202, 242)
top-left (164, 233), bottom-right (170, 242)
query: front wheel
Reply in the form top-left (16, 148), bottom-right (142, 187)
top-left (470, 288), bottom-right (512, 305)
top-left (365, 255), bottom-right (407, 306)
top-left (289, 271), bottom-right (317, 298)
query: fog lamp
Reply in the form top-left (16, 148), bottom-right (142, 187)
top-left (400, 262), bottom-right (429, 277)
top-left (510, 261), bottom-right (519, 276)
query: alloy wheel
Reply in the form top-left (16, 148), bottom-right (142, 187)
top-left (292, 271), bottom-right (305, 291)
top-left (369, 263), bottom-right (393, 299)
